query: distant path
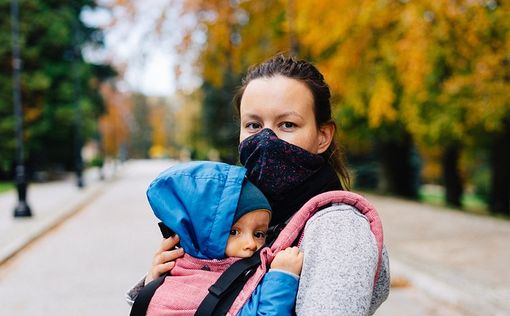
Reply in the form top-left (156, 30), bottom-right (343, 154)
top-left (0, 160), bottom-right (174, 315)
top-left (367, 193), bottom-right (510, 315)
top-left (2, 160), bottom-right (502, 315)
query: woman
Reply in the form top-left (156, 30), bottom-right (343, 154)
top-left (129, 55), bottom-right (390, 315)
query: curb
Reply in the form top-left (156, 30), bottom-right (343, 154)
top-left (0, 174), bottom-right (118, 265)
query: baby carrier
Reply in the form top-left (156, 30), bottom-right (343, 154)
top-left (131, 190), bottom-right (384, 316)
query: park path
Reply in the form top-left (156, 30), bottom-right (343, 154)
top-left (370, 192), bottom-right (510, 315)
top-left (1, 159), bottom-right (508, 315)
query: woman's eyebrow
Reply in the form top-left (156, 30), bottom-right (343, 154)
top-left (275, 111), bottom-right (304, 120)
top-left (240, 113), bottom-right (262, 121)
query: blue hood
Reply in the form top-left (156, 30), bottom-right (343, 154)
top-left (147, 161), bottom-right (247, 259)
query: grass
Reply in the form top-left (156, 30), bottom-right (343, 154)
top-left (418, 184), bottom-right (490, 216)
top-left (0, 182), bottom-right (14, 194)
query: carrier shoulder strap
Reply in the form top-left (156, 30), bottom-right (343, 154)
top-left (194, 249), bottom-right (262, 316)
top-left (130, 272), bottom-right (168, 316)
top-left (202, 191), bottom-right (385, 316)
top-left (130, 222), bottom-right (176, 316)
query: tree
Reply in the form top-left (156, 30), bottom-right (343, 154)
top-left (0, 0), bottom-right (114, 178)
top-left (110, 0), bottom-right (510, 213)
top-left (294, 0), bottom-right (510, 211)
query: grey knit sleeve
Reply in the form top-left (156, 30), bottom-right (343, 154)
top-left (125, 277), bottom-right (145, 306)
top-left (295, 203), bottom-right (389, 315)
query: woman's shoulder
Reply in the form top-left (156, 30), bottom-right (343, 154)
top-left (306, 202), bottom-right (370, 225)
top-left (302, 202), bottom-right (374, 246)
top-left (303, 194), bottom-right (384, 253)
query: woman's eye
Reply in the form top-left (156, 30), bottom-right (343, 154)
top-left (254, 231), bottom-right (267, 239)
top-left (245, 122), bottom-right (262, 130)
top-left (230, 229), bottom-right (240, 236)
top-left (280, 122), bottom-right (296, 130)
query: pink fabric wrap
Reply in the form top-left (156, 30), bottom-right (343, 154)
top-left (147, 254), bottom-right (241, 316)
top-left (228, 191), bottom-right (384, 315)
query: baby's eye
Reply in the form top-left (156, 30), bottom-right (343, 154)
top-left (254, 231), bottom-right (267, 239)
top-left (230, 229), bottom-right (240, 236)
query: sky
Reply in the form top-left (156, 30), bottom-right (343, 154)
top-left (82, 0), bottom-right (200, 96)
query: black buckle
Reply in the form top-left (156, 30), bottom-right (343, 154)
top-left (208, 284), bottom-right (224, 298)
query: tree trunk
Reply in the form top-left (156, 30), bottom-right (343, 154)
top-left (489, 122), bottom-right (510, 215)
top-left (441, 143), bottom-right (463, 208)
top-left (377, 133), bottom-right (420, 199)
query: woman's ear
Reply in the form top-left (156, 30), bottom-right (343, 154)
top-left (317, 122), bottom-right (335, 154)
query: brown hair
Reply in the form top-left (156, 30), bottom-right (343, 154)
top-left (234, 54), bottom-right (351, 189)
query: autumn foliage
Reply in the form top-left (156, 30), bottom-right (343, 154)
top-left (107, 0), bottom-right (510, 214)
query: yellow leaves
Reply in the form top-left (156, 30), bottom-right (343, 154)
top-left (149, 103), bottom-right (167, 150)
top-left (467, 81), bottom-right (509, 132)
top-left (170, 0), bottom-right (510, 147)
top-left (396, 3), bottom-right (431, 98)
top-left (295, 0), bottom-right (367, 57)
top-left (368, 76), bottom-right (397, 128)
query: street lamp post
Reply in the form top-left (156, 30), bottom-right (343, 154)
top-left (73, 3), bottom-right (84, 188)
top-left (11, 0), bottom-right (32, 217)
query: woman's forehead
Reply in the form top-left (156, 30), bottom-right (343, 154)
top-left (240, 76), bottom-right (314, 116)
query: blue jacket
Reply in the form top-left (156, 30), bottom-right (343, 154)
top-left (147, 161), bottom-right (246, 259)
top-left (147, 161), bottom-right (298, 315)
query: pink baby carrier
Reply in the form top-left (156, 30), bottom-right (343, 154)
top-left (147, 255), bottom-right (242, 316)
top-left (226, 190), bottom-right (384, 315)
top-left (138, 191), bottom-right (384, 316)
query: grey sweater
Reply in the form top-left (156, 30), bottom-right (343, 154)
top-left (126, 203), bottom-right (390, 314)
top-left (296, 203), bottom-right (390, 315)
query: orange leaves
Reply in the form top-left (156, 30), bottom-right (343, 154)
top-left (396, 3), bottom-right (432, 99)
top-left (368, 76), bottom-right (397, 128)
top-left (98, 84), bottom-right (131, 157)
top-left (157, 0), bottom-right (510, 145)
top-left (295, 0), bottom-right (359, 57)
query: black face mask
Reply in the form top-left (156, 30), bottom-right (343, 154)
top-left (239, 128), bottom-right (325, 197)
top-left (239, 128), bottom-right (342, 226)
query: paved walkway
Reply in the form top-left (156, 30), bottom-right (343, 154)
top-left (368, 193), bottom-right (510, 315)
top-left (1, 160), bottom-right (509, 315)
top-left (0, 162), bottom-right (121, 265)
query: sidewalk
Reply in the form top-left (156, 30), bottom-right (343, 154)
top-left (1, 162), bottom-right (509, 315)
top-left (0, 162), bottom-right (122, 265)
top-left (367, 193), bottom-right (510, 315)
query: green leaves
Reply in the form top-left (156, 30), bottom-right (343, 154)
top-left (0, 0), bottom-right (112, 177)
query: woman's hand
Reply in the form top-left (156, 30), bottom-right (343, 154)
top-left (270, 246), bottom-right (304, 276)
top-left (145, 235), bottom-right (184, 285)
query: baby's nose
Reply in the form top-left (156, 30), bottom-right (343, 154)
top-left (243, 236), bottom-right (257, 250)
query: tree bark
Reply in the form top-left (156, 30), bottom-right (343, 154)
top-left (441, 143), bottom-right (463, 208)
top-left (489, 122), bottom-right (510, 215)
top-left (377, 133), bottom-right (420, 199)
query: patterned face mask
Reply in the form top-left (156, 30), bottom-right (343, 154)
top-left (239, 128), bottom-right (325, 197)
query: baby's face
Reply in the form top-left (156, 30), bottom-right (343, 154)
top-left (225, 209), bottom-right (270, 258)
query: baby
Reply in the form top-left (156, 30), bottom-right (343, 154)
top-left (144, 161), bottom-right (303, 315)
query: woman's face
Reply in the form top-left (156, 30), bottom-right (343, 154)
top-left (239, 75), bottom-right (333, 154)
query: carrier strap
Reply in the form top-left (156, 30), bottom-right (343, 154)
top-left (130, 222), bottom-right (176, 316)
top-left (195, 249), bottom-right (262, 316)
top-left (227, 190), bottom-right (384, 315)
top-left (130, 272), bottom-right (168, 316)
